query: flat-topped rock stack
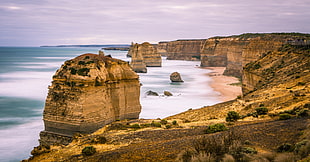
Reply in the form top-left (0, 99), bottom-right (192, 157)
top-left (129, 42), bottom-right (162, 73)
top-left (40, 53), bottom-right (141, 145)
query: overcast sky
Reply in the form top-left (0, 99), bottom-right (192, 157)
top-left (0, 0), bottom-right (309, 46)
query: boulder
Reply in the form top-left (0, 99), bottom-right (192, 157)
top-left (164, 91), bottom-right (173, 96)
top-left (146, 90), bottom-right (159, 96)
top-left (170, 72), bottom-right (184, 82)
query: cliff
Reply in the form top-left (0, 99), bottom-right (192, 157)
top-left (129, 43), bottom-right (147, 73)
top-left (157, 41), bottom-right (168, 56)
top-left (165, 39), bottom-right (206, 60)
top-left (201, 33), bottom-right (310, 77)
top-left (40, 53), bottom-right (141, 145)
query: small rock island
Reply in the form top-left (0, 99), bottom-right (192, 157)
top-left (40, 53), bottom-right (142, 145)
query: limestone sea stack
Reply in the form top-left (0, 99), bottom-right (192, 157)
top-left (129, 42), bottom-right (162, 73)
top-left (130, 43), bottom-right (147, 73)
top-left (170, 72), bottom-right (184, 82)
top-left (139, 42), bottom-right (162, 67)
top-left (40, 53), bottom-right (142, 145)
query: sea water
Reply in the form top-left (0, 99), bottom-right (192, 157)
top-left (0, 47), bottom-right (221, 161)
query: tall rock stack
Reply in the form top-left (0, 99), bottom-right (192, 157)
top-left (129, 42), bottom-right (162, 73)
top-left (130, 43), bottom-right (148, 73)
top-left (40, 53), bottom-right (142, 145)
top-left (139, 42), bottom-right (162, 67)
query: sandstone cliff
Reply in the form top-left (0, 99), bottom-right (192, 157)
top-left (201, 33), bottom-right (310, 78)
top-left (40, 53), bottom-right (141, 145)
top-left (165, 39), bottom-right (206, 60)
top-left (157, 41), bottom-right (168, 56)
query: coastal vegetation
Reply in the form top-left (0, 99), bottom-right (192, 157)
top-left (25, 33), bottom-right (310, 162)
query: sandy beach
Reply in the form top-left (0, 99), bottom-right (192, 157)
top-left (206, 67), bottom-right (242, 102)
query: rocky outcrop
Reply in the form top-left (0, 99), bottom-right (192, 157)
top-left (201, 33), bottom-right (310, 78)
top-left (170, 72), bottom-right (184, 82)
top-left (166, 39), bottom-right (206, 60)
top-left (157, 41), bottom-right (169, 56)
top-left (40, 53), bottom-right (141, 145)
top-left (129, 42), bottom-right (162, 72)
top-left (130, 43), bottom-right (147, 73)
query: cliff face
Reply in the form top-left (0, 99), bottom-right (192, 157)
top-left (201, 33), bottom-right (310, 77)
top-left (40, 53), bottom-right (141, 145)
top-left (165, 39), bottom-right (205, 60)
top-left (157, 41), bottom-right (168, 56)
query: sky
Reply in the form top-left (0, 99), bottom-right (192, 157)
top-left (0, 0), bottom-right (309, 46)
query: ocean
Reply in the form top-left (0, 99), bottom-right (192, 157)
top-left (0, 47), bottom-right (221, 162)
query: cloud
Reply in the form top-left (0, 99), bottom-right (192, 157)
top-left (0, 0), bottom-right (309, 46)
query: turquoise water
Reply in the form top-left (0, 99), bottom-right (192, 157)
top-left (0, 47), bottom-right (220, 161)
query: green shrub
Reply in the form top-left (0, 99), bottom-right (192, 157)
top-left (82, 146), bottom-right (96, 156)
top-left (151, 121), bottom-right (161, 127)
top-left (277, 143), bottom-right (293, 152)
top-left (160, 119), bottom-right (168, 125)
top-left (205, 123), bottom-right (228, 134)
top-left (77, 68), bottom-right (90, 76)
top-left (255, 107), bottom-right (269, 115)
top-left (172, 120), bottom-right (178, 125)
top-left (78, 61), bottom-right (86, 65)
top-left (129, 124), bottom-right (141, 129)
top-left (165, 125), bottom-right (172, 129)
top-left (297, 109), bottom-right (309, 117)
top-left (241, 147), bottom-right (257, 154)
top-left (279, 113), bottom-right (291, 120)
top-left (226, 111), bottom-right (240, 122)
top-left (70, 67), bottom-right (77, 75)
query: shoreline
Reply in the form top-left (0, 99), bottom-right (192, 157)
top-left (205, 67), bottom-right (242, 102)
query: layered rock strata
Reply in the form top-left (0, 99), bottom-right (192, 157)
top-left (40, 53), bottom-right (141, 145)
top-left (165, 39), bottom-right (206, 60)
top-left (129, 42), bottom-right (162, 73)
top-left (200, 33), bottom-right (310, 77)
top-left (130, 43), bottom-right (147, 73)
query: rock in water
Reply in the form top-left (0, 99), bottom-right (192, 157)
top-left (146, 90), bottom-right (159, 96)
top-left (170, 72), bottom-right (184, 82)
top-left (130, 43), bottom-right (147, 73)
top-left (164, 91), bottom-right (173, 96)
top-left (40, 53), bottom-right (142, 145)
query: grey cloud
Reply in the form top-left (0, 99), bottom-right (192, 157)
top-left (0, 0), bottom-right (309, 46)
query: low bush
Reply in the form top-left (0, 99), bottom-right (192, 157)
top-left (151, 121), bottom-right (161, 127)
top-left (204, 123), bottom-right (228, 134)
top-left (172, 120), bottom-right (178, 125)
top-left (160, 119), bottom-right (168, 125)
top-left (277, 143), bottom-right (293, 153)
top-left (91, 136), bottom-right (107, 144)
top-left (255, 107), bottom-right (269, 115)
top-left (279, 113), bottom-right (291, 120)
top-left (82, 146), bottom-right (96, 156)
top-left (226, 111), bottom-right (240, 122)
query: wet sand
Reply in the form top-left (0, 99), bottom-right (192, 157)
top-left (206, 67), bottom-right (242, 102)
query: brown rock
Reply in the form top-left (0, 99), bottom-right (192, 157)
top-left (170, 72), bottom-right (184, 82)
top-left (164, 91), bottom-right (173, 96)
top-left (166, 39), bottom-right (205, 61)
top-left (40, 53), bottom-right (142, 145)
top-left (130, 43), bottom-right (147, 73)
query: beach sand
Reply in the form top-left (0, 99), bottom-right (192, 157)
top-left (206, 67), bottom-right (242, 102)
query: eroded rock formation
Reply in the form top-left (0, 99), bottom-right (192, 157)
top-left (40, 53), bottom-right (141, 145)
top-left (200, 33), bottom-right (310, 77)
top-left (130, 43), bottom-right (147, 73)
top-left (170, 72), bottom-right (184, 82)
top-left (165, 39), bottom-right (206, 60)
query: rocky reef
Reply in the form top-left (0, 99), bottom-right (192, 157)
top-left (128, 42), bottom-right (162, 73)
top-left (40, 53), bottom-right (141, 145)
